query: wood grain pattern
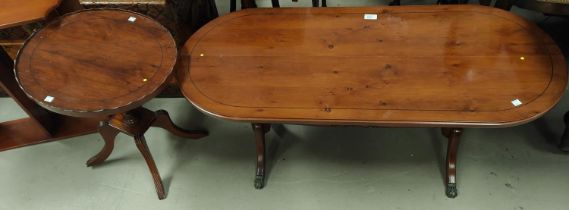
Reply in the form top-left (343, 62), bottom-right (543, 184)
top-left (179, 5), bottom-right (567, 127)
top-left (0, 0), bottom-right (62, 29)
top-left (0, 0), bottom-right (99, 152)
top-left (15, 9), bottom-right (177, 117)
top-left (0, 116), bottom-right (100, 151)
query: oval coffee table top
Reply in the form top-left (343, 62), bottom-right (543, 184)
top-left (179, 5), bottom-right (567, 127)
top-left (16, 9), bottom-right (177, 117)
top-left (0, 0), bottom-right (61, 29)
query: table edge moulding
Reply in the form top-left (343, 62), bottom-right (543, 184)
top-left (178, 5), bottom-right (568, 198)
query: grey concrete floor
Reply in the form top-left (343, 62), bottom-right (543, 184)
top-left (2, 1), bottom-right (569, 210)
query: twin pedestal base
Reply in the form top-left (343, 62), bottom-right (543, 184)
top-left (251, 124), bottom-right (463, 198)
top-left (86, 107), bottom-right (208, 199)
top-left (8, 107), bottom-right (569, 199)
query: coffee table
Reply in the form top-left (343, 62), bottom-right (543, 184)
top-left (15, 9), bottom-right (208, 199)
top-left (178, 5), bottom-right (567, 198)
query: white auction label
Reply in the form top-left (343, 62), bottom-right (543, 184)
top-left (511, 99), bottom-right (522, 107)
top-left (44, 96), bottom-right (54, 103)
top-left (363, 14), bottom-right (378, 20)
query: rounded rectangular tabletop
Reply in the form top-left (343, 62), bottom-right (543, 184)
top-left (179, 5), bottom-right (567, 127)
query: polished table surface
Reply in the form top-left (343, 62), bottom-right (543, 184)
top-left (15, 9), bottom-right (177, 117)
top-left (179, 5), bottom-right (567, 127)
top-left (0, 0), bottom-right (62, 29)
top-left (0, 0), bottom-right (101, 152)
top-left (14, 9), bottom-right (201, 200)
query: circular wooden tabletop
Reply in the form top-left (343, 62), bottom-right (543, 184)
top-left (179, 5), bottom-right (567, 127)
top-left (16, 9), bottom-right (177, 117)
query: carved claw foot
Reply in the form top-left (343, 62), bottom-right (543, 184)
top-left (254, 175), bottom-right (265, 189)
top-left (252, 123), bottom-right (268, 189)
top-left (443, 128), bottom-right (462, 198)
top-left (446, 183), bottom-right (458, 198)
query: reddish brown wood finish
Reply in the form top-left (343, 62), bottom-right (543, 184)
top-left (0, 0), bottom-right (98, 152)
top-left (0, 0), bottom-right (61, 29)
top-left (443, 127), bottom-right (462, 198)
top-left (180, 5), bottom-right (567, 127)
top-left (86, 107), bottom-right (208, 200)
top-left (134, 135), bottom-right (165, 199)
top-left (86, 121), bottom-right (120, 166)
top-left (0, 115), bottom-right (101, 151)
top-left (0, 0), bottom-right (83, 29)
top-left (16, 9), bottom-right (177, 117)
top-left (179, 5), bottom-right (567, 198)
top-left (252, 123), bottom-right (270, 189)
top-left (14, 10), bottom-right (208, 199)
top-left (1, 46), bottom-right (55, 136)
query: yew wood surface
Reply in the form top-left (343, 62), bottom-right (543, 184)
top-left (15, 9), bottom-right (177, 117)
top-left (179, 5), bottom-right (567, 127)
top-left (0, 116), bottom-right (101, 151)
top-left (0, 0), bottom-right (99, 152)
top-left (0, 0), bottom-right (62, 29)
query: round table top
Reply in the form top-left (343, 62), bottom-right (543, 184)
top-left (16, 9), bottom-right (177, 117)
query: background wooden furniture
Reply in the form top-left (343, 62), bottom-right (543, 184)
top-left (179, 5), bottom-right (567, 198)
top-left (230, 0), bottom-right (327, 11)
top-left (496, 0), bottom-right (569, 15)
top-left (0, 0), bottom-right (219, 46)
top-left (78, 0), bottom-right (219, 45)
top-left (389, 0), bottom-right (475, 6)
top-left (0, 0), bottom-right (81, 29)
top-left (0, 0), bottom-right (100, 152)
top-left (15, 9), bottom-right (208, 199)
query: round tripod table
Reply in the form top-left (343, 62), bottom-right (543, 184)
top-left (15, 9), bottom-right (208, 199)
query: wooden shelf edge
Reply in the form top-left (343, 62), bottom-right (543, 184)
top-left (0, 116), bottom-right (99, 151)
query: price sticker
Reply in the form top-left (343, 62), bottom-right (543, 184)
top-left (364, 14), bottom-right (378, 20)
